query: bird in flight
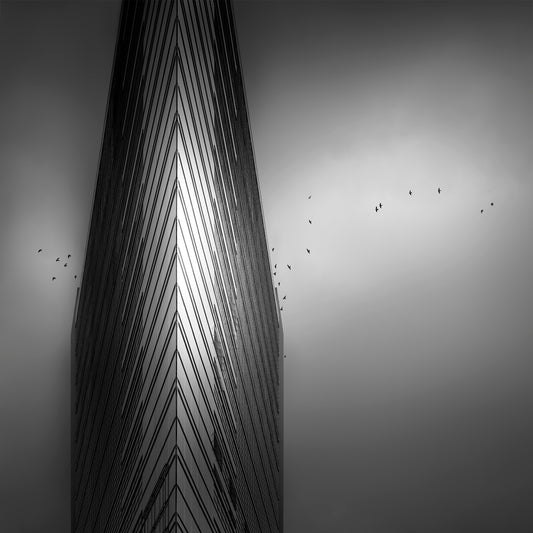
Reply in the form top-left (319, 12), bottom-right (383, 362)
top-left (64, 263), bottom-right (67, 267)
top-left (375, 206), bottom-right (378, 213)
top-left (490, 202), bottom-right (494, 206)
top-left (438, 187), bottom-right (441, 194)
top-left (277, 282), bottom-right (280, 286)
top-left (283, 295), bottom-right (287, 300)
top-left (52, 277), bottom-right (56, 281)
top-left (280, 307), bottom-right (283, 311)
top-left (308, 219), bottom-right (312, 224)
top-left (306, 248), bottom-right (310, 254)
top-left (74, 275), bottom-right (78, 279)
top-left (274, 264), bottom-right (277, 268)
top-left (379, 202), bottom-right (382, 209)
top-left (37, 249), bottom-right (42, 253)
top-left (308, 195), bottom-right (312, 199)
top-left (287, 264), bottom-right (292, 270)
top-left (56, 257), bottom-right (60, 262)
top-left (409, 190), bottom-right (412, 196)
top-left (481, 209), bottom-right (484, 214)
top-left (67, 254), bottom-right (71, 258)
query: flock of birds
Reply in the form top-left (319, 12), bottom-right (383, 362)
top-left (272, 187), bottom-right (496, 318)
top-left (34, 187), bottom-right (494, 320)
top-left (373, 187), bottom-right (494, 214)
top-left (270, 194), bottom-right (314, 317)
top-left (36, 248), bottom-right (78, 282)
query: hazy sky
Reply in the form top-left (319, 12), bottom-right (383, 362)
top-left (233, 1), bottom-right (533, 532)
top-left (0, 1), bottom-right (120, 531)
top-left (1, 1), bottom-right (533, 533)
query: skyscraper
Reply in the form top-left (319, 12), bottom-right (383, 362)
top-left (72, 0), bottom-right (283, 531)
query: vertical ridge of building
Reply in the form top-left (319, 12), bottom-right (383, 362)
top-left (73, 0), bottom-right (282, 531)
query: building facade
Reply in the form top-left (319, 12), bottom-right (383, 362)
top-left (72, 0), bottom-right (283, 532)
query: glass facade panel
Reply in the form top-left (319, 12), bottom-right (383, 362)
top-left (72, 0), bottom-right (282, 531)
top-left (178, 1), bottom-right (283, 530)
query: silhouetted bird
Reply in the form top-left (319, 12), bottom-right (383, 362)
top-left (287, 264), bottom-right (291, 270)
top-left (438, 187), bottom-right (441, 194)
top-left (64, 263), bottom-right (67, 267)
top-left (379, 202), bottom-right (382, 208)
top-left (308, 195), bottom-right (312, 199)
top-left (280, 307), bottom-right (283, 311)
top-left (277, 282), bottom-right (280, 286)
top-left (490, 202), bottom-right (494, 206)
top-left (481, 209), bottom-right (484, 214)
top-left (74, 275), bottom-right (77, 279)
top-left (308, 219), bottom-right (312, 224)
top-left (274, 264), bottom-right (277, 268)
top-left (52, 277), bottom-right (56, 281)
top-left (409, 190), bottom-right (412, 196)
top-left (37, 249), bottom-right (42, 253)
top-left (272, 247), bottom-right (274, 251)
top-left (306, 248), bottom-right (310, 254)
top-left (375, 206), bottom-right (378, 212)
top-left (283, 295), bottom-right (286, 300)
top-left (274, 272), bottom-right (276, 276)
top-left (284, 354), bottom-right (287, 358)
top-left (55, 257), bottom-right (60, 262)
top-left (67, 254), bottom-right (71, 258)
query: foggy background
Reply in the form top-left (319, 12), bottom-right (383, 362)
top-left (234, 1), bottom-right (533, 532)
top-left (0, 0), bottom-right (532, 532)
top-left (0, 1), bottom-right (120, 531)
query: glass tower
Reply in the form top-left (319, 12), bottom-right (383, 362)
top-left (72, 0), bottom-right (283, 532)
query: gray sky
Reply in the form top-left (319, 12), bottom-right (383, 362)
top-left (233, 1), bottom-right (533, 532)
top-left (0, 1), bottom-right (120, 531)
top-left (1, 1), bottom-right (533, 532)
